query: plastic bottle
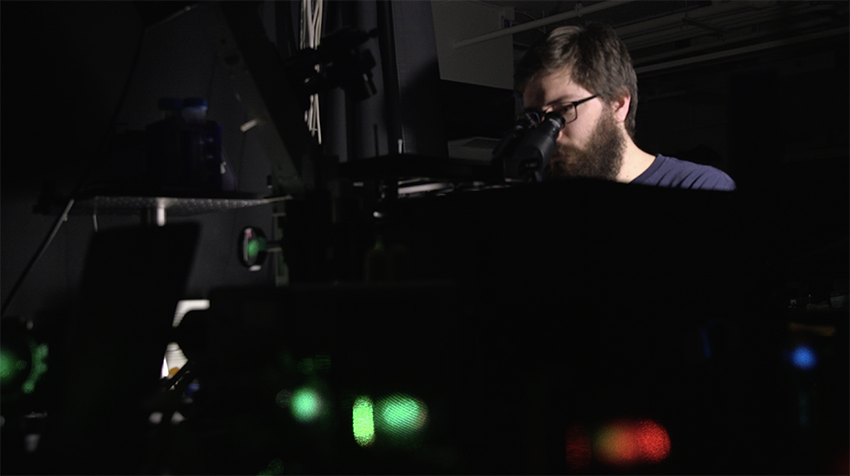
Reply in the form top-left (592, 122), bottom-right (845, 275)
top-left (146, 97), bottom-right (236, 192)
top-left (182, 97), bottom-right (236, 191)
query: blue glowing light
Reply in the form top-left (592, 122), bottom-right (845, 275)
top-left (791, 346), bottom-right (817, 370)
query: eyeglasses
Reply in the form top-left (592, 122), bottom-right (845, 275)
top-left (523, 94), bottom-right (598, 126)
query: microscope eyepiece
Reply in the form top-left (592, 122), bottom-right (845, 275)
top-left (497, 110), bottom-right (565, 182)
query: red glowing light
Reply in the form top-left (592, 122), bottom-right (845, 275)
top-left (594, 419), bottom-right (670, 467)
top-left (565, 425), bottom-right (592, 470)
top-left (831, 447), bottom-right (850, 476)
top-left (634, 419), bottom-right (671, 463)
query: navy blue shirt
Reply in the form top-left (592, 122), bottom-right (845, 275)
top-left (632, 154), bottom-right (736, 191)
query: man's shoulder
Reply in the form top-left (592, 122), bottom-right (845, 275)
top-left (633, 154), bottom-right (736, 191)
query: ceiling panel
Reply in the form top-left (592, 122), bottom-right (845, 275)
top-left (472, 0), bottom-right (849, 72)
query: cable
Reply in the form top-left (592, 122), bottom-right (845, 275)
top-left (1, 23), bottom-right (148, 317)
top-left (2, 199), bottom-right (75, 317)
top-left (302, 0), bottom-right (324, 143)
top-left (314, 0), bottom-right (323, 143)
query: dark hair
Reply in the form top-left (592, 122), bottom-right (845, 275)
top-left (514, 22), bottom-right (638, 138)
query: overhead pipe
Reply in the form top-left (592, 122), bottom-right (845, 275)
top-left (634, 19), bottom-right (829, 68)
top-left (634, 26), bottom-right (849, 74)
top-left (614, 1), bottom-right (750, 39)
top-left (454, 0), bottom-right (827, 52)
top-left (618, 1), bottom-right (836, 51)
top-left (617, 5), bottom-right (834, 51)
top-left (453, 0), bottom-right (636, 49)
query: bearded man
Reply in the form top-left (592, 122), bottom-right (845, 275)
top-left (514, 23), bottom-right (735, 191)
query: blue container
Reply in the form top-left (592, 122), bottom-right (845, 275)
top-left (146, 97), bottom-right (236, 192)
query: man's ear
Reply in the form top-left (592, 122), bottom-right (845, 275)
top-left (611, 91), bottom-right (631, 123)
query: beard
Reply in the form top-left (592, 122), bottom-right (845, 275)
top-left (542, 110), bottom-right (625, 181)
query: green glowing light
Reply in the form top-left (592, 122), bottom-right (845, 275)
top-left (0, 348), bottom-right (26, 385)
top-left (247, 240), bottom-right (261, 258)
top-left (382, 398), bottom-right (424, 430)
top-left (22, 344), bottom-right (48, 394)
top-left (353, 396), bottom-right (375, 447)
top-left (258, 458), bottom-right (284, 476)
top-left (377, 394), bottom-right (428, 439)
top-left (291, 387), bottom-right (322, 423)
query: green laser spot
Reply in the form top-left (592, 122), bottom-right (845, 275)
top-left (378, 395), bottom-right (428, 439)
top-left (0, 348), bottom-right (25, 385)
top-left (291, 387), bottom-right (322, 423)
top-left (353, 396), bottom-right (375, 447)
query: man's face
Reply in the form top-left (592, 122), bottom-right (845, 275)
top-left (521, 68), bottom-right (626, 180)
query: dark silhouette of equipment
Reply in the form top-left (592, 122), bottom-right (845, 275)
top-left (493, 110), bottom-right (565, 182)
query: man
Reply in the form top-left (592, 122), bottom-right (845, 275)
top-left (514, 22), bottom-right (735, 191)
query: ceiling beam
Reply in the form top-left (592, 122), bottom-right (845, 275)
top-left (454, 0), bottom-right (635, 49)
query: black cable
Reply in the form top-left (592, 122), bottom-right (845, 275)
top-left (1, 24), bottom-right (148, 317)
top-left (1, 200), bottom-right (75, 317)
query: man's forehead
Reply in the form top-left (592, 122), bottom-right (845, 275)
top-left (522, 68), bottom-right (587, 106)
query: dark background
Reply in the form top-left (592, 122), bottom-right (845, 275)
top-left (1, 2), bottom-right (280, 322)
top-left (0, 1), bottom-right (847, 473)
top-left (2, 1), bottom-right (847, 320)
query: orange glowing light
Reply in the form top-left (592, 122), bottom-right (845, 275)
top-left (594, 419), bottom-right (670, 466)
